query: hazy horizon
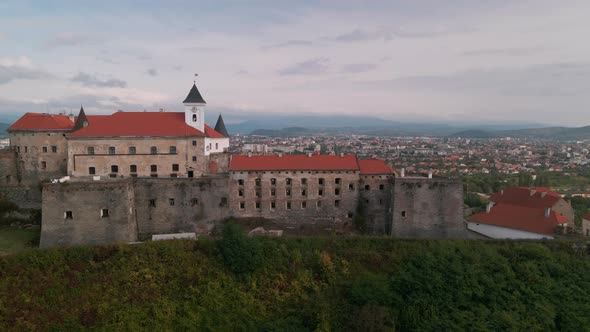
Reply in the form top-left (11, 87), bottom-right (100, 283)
top-left (1, 1), bottom-right (590, 126)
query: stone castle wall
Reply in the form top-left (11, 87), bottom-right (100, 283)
top-left (391, 177), bottom-right (465, 238)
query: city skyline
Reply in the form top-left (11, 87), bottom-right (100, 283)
top-left (1, 0), bottom-right (590, 126)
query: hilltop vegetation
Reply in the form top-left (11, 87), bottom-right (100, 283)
top-left (1, 226), bottom-right (589, 330)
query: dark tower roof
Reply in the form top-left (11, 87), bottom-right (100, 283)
top-left (182, 83), bottom-right (207, 104)
top-left (214, 114), bottom-right (229, 137)
top-left (73, 106), bottom-right (89, 131)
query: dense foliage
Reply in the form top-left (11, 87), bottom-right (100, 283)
top-left (1, 234), bottom-right (589, 331)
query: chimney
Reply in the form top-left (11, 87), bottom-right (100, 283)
top-left (400, 168), bottom-right (405, 178)
top-left (541, 191), bottom-right (547, 198)
top-left (278, 153), bottom-right (283, 158)
top-left (68, 112), bottom-right (75, 122)
top-left (247, 151), bottom-right (252, 158)
top-left (307, 152), bottom-right (312, 158)
top-left (340, 152), bottom-right (344, 158)
top-left (530, 188), bottom-right (536, 196)
top-left (545, 207), bottom-right (551, 218)
top-left (486, 202), bottom-right (493, 213)
top-left (500, 189), bottom-right (504, 195)
top-left (428, 170), bottom-right (433, 179)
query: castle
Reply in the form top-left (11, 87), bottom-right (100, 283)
top-left (3, 82), bottom-right (466, 247)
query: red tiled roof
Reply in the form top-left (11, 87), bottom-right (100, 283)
top-left (8, 113), bottom-right (74, 131)
top-left (358, 159), bottom-right (394, 175)
top-left (469, 204), bottom-right (569, 235)
top-left (68, 112), bottom-right (223, 138)
top-left (490, 187), bottom-right (561, 208)
top-left (229, 154), bottom-right (359, 171)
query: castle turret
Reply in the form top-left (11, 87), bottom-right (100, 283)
top-left (214, 114), bottom-right (229, 137)
top-left (183, 82), bottom-right (207, 133)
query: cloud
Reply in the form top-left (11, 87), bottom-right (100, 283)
top-left (0, 56), bottom-right (53, 85)
top-left (340, 63), bottom-right (377, 74)
top-left (462, 46), bottom-right (555, 57)
top-left (146, 68), bottom-right (158, 76)
top-left (361, 63), bottom-right (590, 97)
top-left (70, 72), bottom-right (127, 88)
top-left (327, 26), bottom-right (472, 43)
top-left (262, 39), bottom-right (313, 49)
top-left (44, 32), bottom-right (92, 49)
top-left (330, 29), bottom-right (393, 43)
top-left (279, 58), bottom-right (330, 76)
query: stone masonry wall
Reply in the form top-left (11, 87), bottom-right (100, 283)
top-left (359, 174), bottom-right (394, 234)
top-left (391, 177), bottom-right (466, 238)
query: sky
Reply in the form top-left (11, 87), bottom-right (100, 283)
top-left (0, 0), bottom-right (589, 126)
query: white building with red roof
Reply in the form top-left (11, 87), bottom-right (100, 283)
top-left (467, 187), bottom-right (574, 239)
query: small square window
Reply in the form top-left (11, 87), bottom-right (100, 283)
top-left (169, 198), bottom-right (175, 206)
top-left (335, 188), bottom-right (340, 195)
top-left (319, 178), bottom-right (325, 185)
top-left (87, 147), bottom-right (94, 155)
top-left (379, 184), bottom-right (385, 190)
top-left (271, 201), bottom-right (276, 209)
top-left (51, 146), bottom-right (57, 153)
top-left (317, 201), bottom-right (322, 208)
top-left (111, 165), bottom-right (119, 173)
top-left (149, 199), bottom-right (156, 207)
top-left (169, 146), bottom-right (177, 154)
top-left (42, 146), bottom-right (47, 153)
top-left (271, 188), bottom-right (276, 196)
top-left (238, 189), bottom-right (244, 197)
top-left (192, 156), bottom-right (197, 162)
top-left (255, 178), bottom-right (261, 187)
top-left (256, 202), bottom-right (261, 209)
top-left (335, 200), bottom-right (340, 207)
top-left (270, 178), bottom-right (276, 185)
top-left (349, 184), bottom-right (354, 190)
top-left (301, 189), bottom-right (306, 196)
top-left (286, 178), bottom-right (292, 185)
top-left (191, 198), bottom-right (199, 206)
top-left (301, 201), bottom-right (306, 209)
top-left (89, 167), bottom-right (96, 175)
top-left (172, 164), bottom-right (179, 172)
top-left (129, 146), bottom-right (136, 154)
top-left (130, 165), bottom-right (137, 173)
top-left (286, 202), bottom-right (292, 210)
top-left (151, 165), bottom-right (157, 172)
top-left (64, 211), bottom-right (73, 219)
top-left (301, 178), bottom-right (307, 185)
top-left (101, 209), bottom-right (109, 218)
top-left (401, 211), bottom-right (406, 217)
top-left (286, 189), bottom-right (291, 196)
top-left (318, 189), bottom-right (323, 196)
top-left (192, 140), bottom-right (197, 146)
top-left (238, 179), bottom-right (244, 185)
top-left (240, 202), bottom-right (245, 209)
top-left (364, 185), bottom-right (370, 190)
top-left (220, 197), bottom-right (228, 206)
top-left (347, 212), bottom-right (353, 218)
top-left (109, 147), bottom-right (116, 155)
top-left (335, 178), bottom-right (341, 185)
top-left (41, 161), bottom-right (47, 169)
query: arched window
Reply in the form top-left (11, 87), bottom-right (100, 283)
top-left (192, 114), bottom-right (197, 122)
top-left (150, 146), bottom-right (157, 154)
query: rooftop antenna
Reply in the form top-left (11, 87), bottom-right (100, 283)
top-left (194, 73), bottom-right (198, 84)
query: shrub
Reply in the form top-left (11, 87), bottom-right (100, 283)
top-left (218, 222), bottom-right (262, 275)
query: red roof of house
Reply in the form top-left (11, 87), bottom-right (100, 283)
top-left (8, 113), bottom-right (75, 131)
top-left (490, 187), bottom-right (561, 208)
top-left (358, 159), bottom-right (394, 175)
top-left (229, 154), bottom-right (359, 171)
top-left (68, 111), bottom-right (224, 138)
top-left (469, 204), bottom-right (568, 235)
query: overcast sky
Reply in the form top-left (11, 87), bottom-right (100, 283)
top-left (1, 0), bottom-right (589, 125)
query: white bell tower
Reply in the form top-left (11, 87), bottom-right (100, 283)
top-left (183, 79), bottom-right (207, 133)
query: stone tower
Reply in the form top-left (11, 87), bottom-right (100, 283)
top-left (183, 82), bottom-right (207, 133)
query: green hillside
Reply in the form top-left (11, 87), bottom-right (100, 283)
top-left (1, 228), bottom-right (589, 330)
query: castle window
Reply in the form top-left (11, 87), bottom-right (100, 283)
top-left (150, 165), bottom-right (157, 172)
top-left (301, 178), bottom-right (307, 185)
top-left (89, 167), bottom-right (96, 175)
top-left (379, 184), bottom-right (385, 190)
top-left (364, 185), bottom-right (370, 191)
top-left (271, 201), bottom-right (276, 209)
top-left (169, 146), bottom-right (177, 154)
top-left (238, 189), bottom-right (244, 197)
top-left (109, 147), bottom-right (115, 155)
top-left (255, 178), bottom-right (261, 187)
top-left (192, 156), bottom-right (197, 162)
top-left (347, 212), bottom-right (353, 218)
top-left (87, 147), bottom-right (94, 155)
top-left (192, 140), bottom-right (197, 146)
top-left (286, 178), bottom-right (292, 185)
top-left (239, 202), bottom-right (245, 209)
top-left (379, 199), bottom-right (383, 205)
top-left (220, 197), bottom-right (227, 207)
top-left (401, 211), bottom-right (406, 217)
top-left (129, 146), bottom-right (136, 154)
top-left (335, 188), bottom-right (340, 195)
top-left (238, 179), bottom-right (244, 186)
top-left (286, 188), bottom-right (291, 196)
top-left (286, 202), bottom-right (291, 210)
top-left (270, 178), bottom-right (276, 185)
top-left (101, 209), bottom-right (109, 218)
top-left (41, 161), bottom-right (47, 169)
top-left (318, 189), bottom-right (323, 196)
top-left (64, 211), bottom-right (73, 219)
top-left (51, 146), bottom-right (57, 153)
top-left (191, 198), bottom-right (199, 206)
top-left (192, 114), bottom-right (197, 122)
top-left (271, 188), bottom-right (276, 196)
top-left (111, 165), bottom-right (119, 173)
top-left (255, 189), bottom-right (261, 197)
top-left (365, 199), bottom-right (369, 204)
top-left (169, 198), bottom-right (175, 206)
top-left (256, 202), bottom-right (261, 209)
top-left (130, 165), bottom-right (137, 173)
top-left (172, 164), bottom-right (179, 172)
top-left (16, 146), bottom-right (20, 153)
top-left (301, 189), bottom-right (306, 196)
top-left (335, 178), bottom-right (341, 185)
top-left (317, 201), bottom-right (322, 208)
top-left (349, 184), bottom-right (354, 190)
top-left (335, 200), bottom-right (340, 207)
top-left (149, 199), bottom-right (156, 207)
top-left (301, 201), bottom-right (307, 209)
top-left (42, 146), bottom-right (47, 153)
top-left (215, 143), bottom-right (219, 150)
top-left (318, 178), bottom-right (324, 185)
top-left (150, 146), bottom-right (157, 154)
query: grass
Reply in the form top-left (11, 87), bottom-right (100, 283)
top-left (0, 226), bottom-right (39, 254)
